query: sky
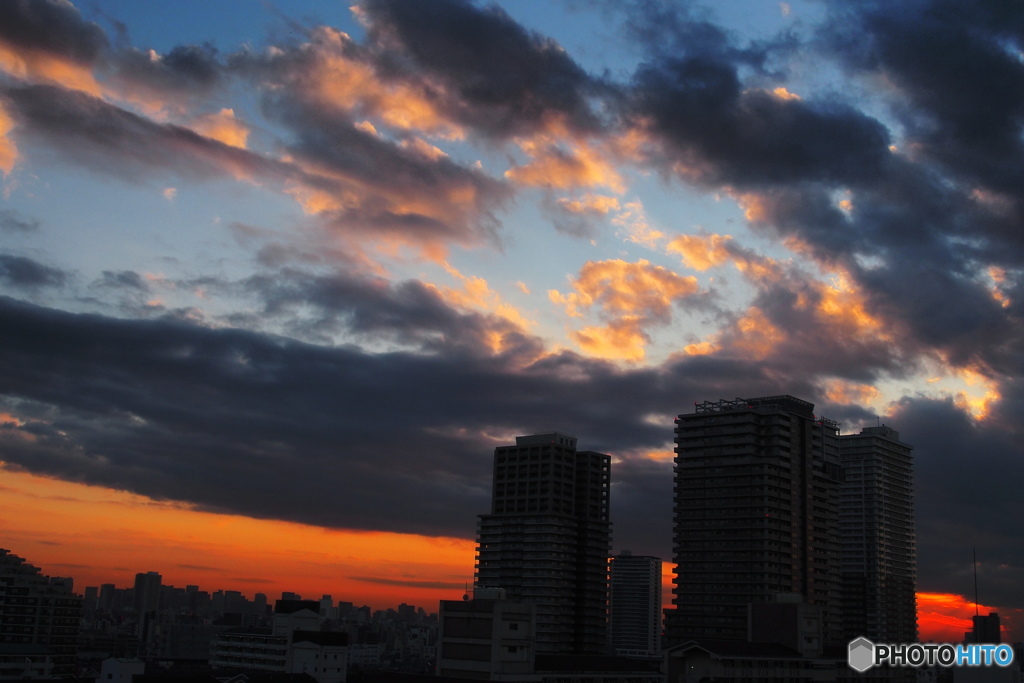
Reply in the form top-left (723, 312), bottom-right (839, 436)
top-left (0, 0), bottom-right (1023, 644)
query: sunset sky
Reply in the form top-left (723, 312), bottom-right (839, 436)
top-left (1, 0), bottom-right (1023, 643)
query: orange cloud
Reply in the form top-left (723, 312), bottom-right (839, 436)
top-left (306, 27), bottom-right (461, 138)
top-left (812, 272), bottom-right (893, 345)
top-left (612, 200), bottom-right (664, 249)
top-left (191, 108), bottom-right (250, 149)
top-left (506, 135), bottom-right (624, 192)
top-left (400, 137), bottom-right (448, 161)
top-left (771, 86), bottom-right (801, 101)
top-left (427, 263), bottom-right (536, 351)
top-left (571, 318), bottom-right (649, 361)
top-left (550, 259), bottom-right (700, 360)
top-left (917, 592), bottom-right (1004, 643)
top-left (0, 43), bottom-right (102, 97)
top-left (952, 367), bottom-right (1001, 421)
top-left (556, 193), bottom-right (621, 215)
top-left (667, 233), bottom-right (733, 271)
top-left (682, 339), bottom-right (721, 356)
top-left (550, 259), bottom-right (699, 319)
top-left (639, 449), bottom-right (673, 462)
top-left (733, 307), bottom-right (785, 359)
top-left (0, 101), bottom-right (16, 175)
top-left (734, 191), bottom-right (771, 223)
top-left (988, 266), bottom-right (1012, 309)
top-left (821, 378), bottom-right (881, 406)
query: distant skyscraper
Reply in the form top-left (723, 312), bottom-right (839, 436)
top-left (475, 432), bottom-right (611, 655)
top-left (133, 571), bottom-right (162, 615)
top-left (667, 396), bottom-right (842, 645)
top-left (609, 551), bottom-right (662, 656)
top-left (839, 425), bottom-right (917, 645)
top-left (967, 613), bottom-right (1002, 644)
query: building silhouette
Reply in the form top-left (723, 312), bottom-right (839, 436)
top-left (133, 571), bottom-right (162, 616)
top-left (967, 612), bottom-right (1002, 644)
top-left (840, 425), bottom-right (917, 645)
top-left (609, 551), bottom-right (661, 656)
top-left (475, 432), bottom-right (611, 655)
top-left (0, 548), bottom-right (82, 677)
top-left (666, 396), bottom-right (842, 646)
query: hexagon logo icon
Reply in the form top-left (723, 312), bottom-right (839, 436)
top-left (848, 637), bottom-right (875, 672)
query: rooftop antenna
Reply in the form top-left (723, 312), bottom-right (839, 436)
top-left (973, 547), bottom-right (980, 617)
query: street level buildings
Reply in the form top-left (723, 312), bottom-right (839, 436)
top-left (839, 425), bottom-right (917, 645)
top-left (667, 396), bottom-right (843, 647)
top-left (475, 433), bottom-right (611, 655)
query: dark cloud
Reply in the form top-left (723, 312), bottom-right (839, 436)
top-left (631, 55), bottom-right (891, 187)
top-left (0, 294), bottom-right (704, 554)
top-left (359, 0), bottom-right (606, 138)
top-left (242, 268), bottom-right (527, 355)
top-left (111, 43), bottom-right (222, 98)
top-left (0, 0), bottom-right (108, 65)
top-left (1, 83), bottom-right (283, 183)
top-left (350, 576), bottom-right (465, 590)
top-left (541, 195), bottom-right (603, 240)
top-left (95, 270), bottom-right (149, 291)
top-left (822, 0), bottom-right (1024, 174)
top-left (269, 98), bottom-right (511, 247)
top-left (0, 254), bottom-right (66, 289)
top-left (886, 395), bottom-right (1024, 612)
top-left (0, 210), bottom-right (41, 233)
top-left (176, 564), bottom-right (220, 572)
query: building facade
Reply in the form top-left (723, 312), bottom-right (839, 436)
top-left (437, 590), bottom-right (537, 680)
top-left (667, 396), bottom-right (842, 646)
top-left (608, 552), bottom-right (661, 657)
top-left (476, 433), bottom-right (611, 655)
top-left (839, 425), bottom-right (917, 645)
top-left (0, 549), bottom-right (82, 677)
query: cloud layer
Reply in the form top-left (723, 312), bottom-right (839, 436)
top-left (2, 0), bottom-right (1024, 636)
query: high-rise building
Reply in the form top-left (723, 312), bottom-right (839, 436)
top-left (475, 432), bottom-right (611, 655)
top-left (0, 548), bottom-right (82, 676)
top-left (667, 396), bottom-right (842, 646)
top-left (967, 613), bottom-right (1001, 644)
top-left (839, 425), bottom-right (917, 645)
top-left (609, 551), bottom-right (662, 656)
top-left (133, 571), bottom-right (162, 616)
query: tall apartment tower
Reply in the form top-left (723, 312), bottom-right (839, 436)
top-left (839, 425), bottom-right (917, 644)
top-left (609, 551), bottom-right (662, 656)
top-left (667, 396), bottom-right (842, 646)
top-left (475, 432), bottom-right (611, 655)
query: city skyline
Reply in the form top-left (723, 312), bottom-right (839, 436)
top-left (2, 0), bottom-right (1024, 646)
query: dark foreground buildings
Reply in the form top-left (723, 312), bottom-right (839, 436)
top-left (667, 395), bottom-right (843, 646)
top-left (666, 395), bottom-right (918, 656)
top-left (609, 551), bottom-right (662, 657)
top-left (839, 425), bottom-right (917, 645)
top-left (475, 432), bottom-right (611, 655)
top-left (0, 548), bottom-right (82, 677)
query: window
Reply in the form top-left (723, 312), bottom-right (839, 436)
top-left (509, 622), bottom-right (519, 631)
